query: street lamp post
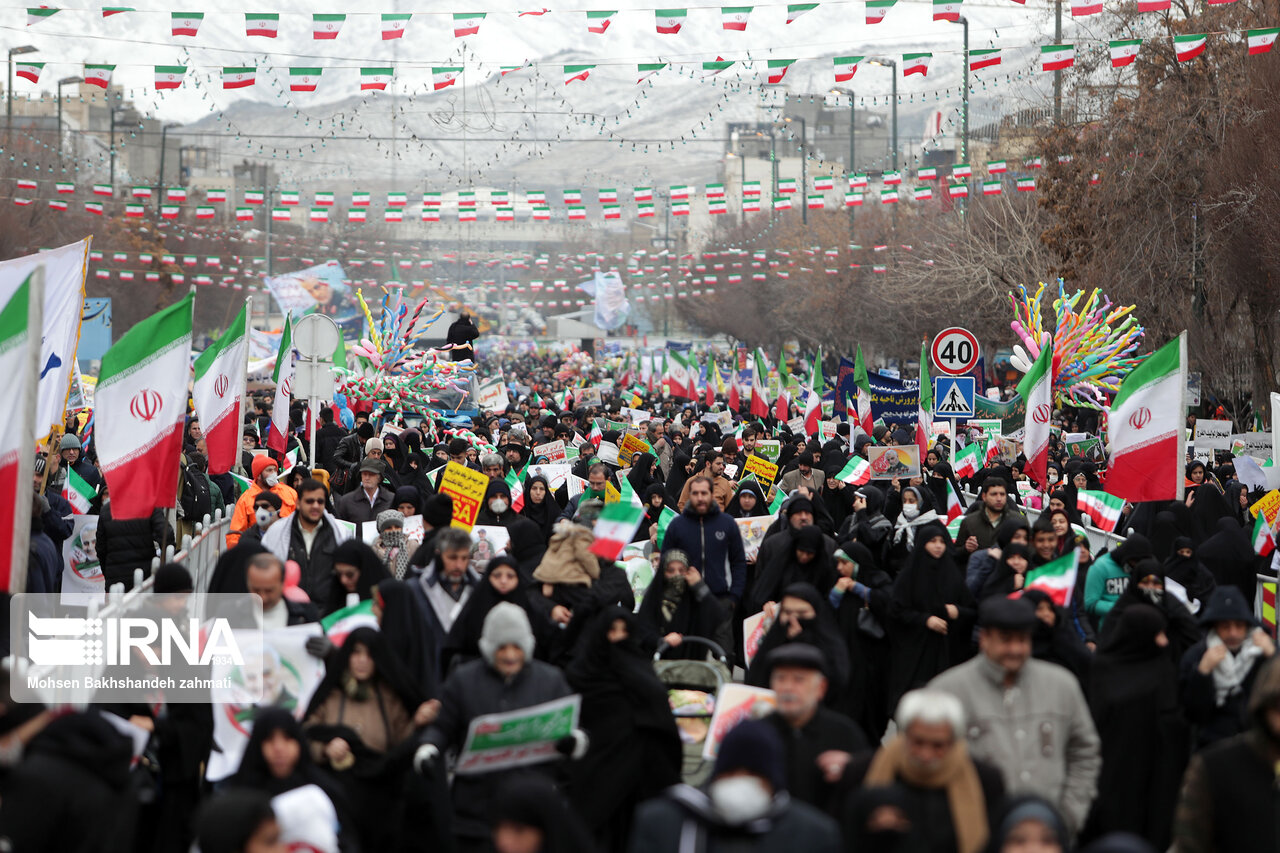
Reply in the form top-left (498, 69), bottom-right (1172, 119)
top-left (957, 16), bottom-right (969, 163)
top-left (830, 87), bottom-right (856, 231)
top-left (7, 46), bottom-right (36, 138)
top-left (55, 76), bottom-right (82, 169)
top-left (784, 115), bottom-right (808, 224)
top-left (156, 122), bottom-right (181, 212)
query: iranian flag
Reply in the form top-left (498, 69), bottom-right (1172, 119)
top-left (618, 469), bottom-right (645, 507)
top-left (599, 188), bottom-right (619, 202)
top-left (913, 186), bottom-right (933, 201)
top-left (837, 455), bottom-right (872, 486)
top-left (289, 67), bottom-right (321, 92)
top-left (504, 468), bottom-right (527, 512)
top-left (1106, 333), bottom-right (1186, 502)
top-left (63, 465), bottom-right (96, 514)
top-left (321, 599), bottom-right (378, 647)
top-left (381, 12), bottom-right (412, 39)
top-left (279, 190), bottom-right (299, 205)
top-left (654, 504), bottom-right (678, 549)
top-left (903, 53), bottom-right (932, 76)
top-left (1023, 549), bottom-right (1080, 606)
top-left (834, 56), bottom-right (862, 81)
top-left (587, 10), bottom-right (616, 31)
top-left (564, 64), bottom-right (594, 84)
top-left (1041, 43), bottom-right (1075, 71)
top-left (454, 12), bottom-right (485, 36)
top-left (775, 353), bottom-right (792, 421)
top-left (767, 59), bottom-right (797, 83)
top-left (195, 206), bottom-right (213, 219)
top-left (1248, 28), bottom-right (1280, 54)
top-left (223, 67), bottom-right (256, 89)
top-left (15, 62), bottom-right (43, 84)
top-left (813, 175), bottom-right (835, 191)
top-left (637, 63), bottom-right (665, 83)
top-left (567, 205), bottom-right (587, 220)
top-left (388, 191), bottom-right (407, 206)
top-left (433, 66), bottom-right (463, 90)
top-left (933, 0), bottom-right (962, 19)
top-left (787, 2), bottom-right (818, 22)
top-left (171, 12), bottom-right (203, 36)
top-left (0, 276), bottom-right (38, 587)
top-left (313, 13), bottom-right (344, 39)
top-left (84, 64), bottom-right (115, 88)
top-left (27, 7), bottom-right (58, 25)
top-left (853, 344), bottom-right (874, 436)
top-left (1109, 39), bottom-right (1141, 67)
top-left (953, 440), bottom-right (982, 479)
top-left (983, 180), bottom-right (1002, 195)
top-left (206, 188), bottom-right (226, 202)
top-left (1254, 513), bottom-right (1277, 557)
top-left (192, 303), bottom-right (248, 475)
top-left (943, 478), bottom-right (964, 523)
top-left (866, 0), bottom-right (896, 23)
top-left (588, 502), bottom-right (647, 560)
top-left (1071, 0), bottom-right (1101, 14)
top-left (564, 189), bottom-right (583, 203)
top-left (267, 316), bottom-right (293, 455)
top-left (778, 178), bottom-right (797, 194)
top-left (245, 13), bottom-right (279, 37)
top-left (272, 208), bottom-right (291, 222)
top-left (969, 48), bottom-right (1001, 70)
top-left (1137, 0), bottom-right (1170, 9)
top-left (750, 349), bottom-right (770, 417)
top-left (315, 191), bottom-right (334, 205)
top-left (916, 340), bottom-right (932, 457)
top-left (360, 68), bottom-right (393, 90)
top-left (670, 184), bottom-right (692, 199)
top-left (1017, 177), bottom-right (1036, 192)
top-left (668, 350), bottom-right (696, 399)
top-left (655, 9), bottom-right (686, 33)
top-left (1077, 489), bottom-right (1125, 533)
top-left (1175, 34), bottom-right (1207, 62)
top-left (97, 292), bottom-right (193, 519)
top-left (1016, 339), bottom-right (1053, 488)
top-left (153, 66), bottom-right (187, 90)
top-left (723, 6), bottom-right (752, 29)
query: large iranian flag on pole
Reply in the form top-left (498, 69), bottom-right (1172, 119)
top-left (916, 340), bottom-right (932, 458)
top-left (854, 344), bottom-right (874, 436)
top-left (668, 349), bottom-right (696, 399)
top-left (588, 502), bottom-right (646, 560)
top-left (1023, 548), bottom-right (1080, 606)
top-left (750, 349), bottom-right (771, 418)
top-left (1077, 489), bottom-right (1125, 533)
top-left (1016, 338), bottom-right (1053, 488)
top-left (193, 302), bottom-right (249, 475)
top-left (0, 274), bottom-right (41, 591)
top-left (267, 316), bottom-right (294, 455)
top-left (97, 292), bottom-right (193, 519)
top-left (1106, 333), bottom-right (1186, 503)
top-left (775, 353), bottom-right (792, 421)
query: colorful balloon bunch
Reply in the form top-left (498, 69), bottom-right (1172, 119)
top-left (553, 351), bottom-right (595, 383)
top-left (1009, 280), bottom-right (1147, 409)
top-left (348, 291), bottom-right (447, 374)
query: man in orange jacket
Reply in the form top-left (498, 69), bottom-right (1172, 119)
top-left (227, 455), bottom-right (297, 547)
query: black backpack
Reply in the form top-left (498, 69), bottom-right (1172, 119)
top-left (178, 464), bottom-right (213, 521)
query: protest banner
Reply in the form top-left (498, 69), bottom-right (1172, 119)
top-left (702, 684), bottom-right (777, 760)
top-left (575, 387), bottom-right (603, 408)
top-left (1194, 419), bottom-right (1234, 451)
top-left (207, 623), bottom-right (326, 781)
top-left (1065, 434), bottom-right (1107, 466)
top-left (1251, 490), bottom-right (1280, 526)
top-left (743, 454), bottom-right (779, 488)
top-left (455, 694), bottom-right (581, 775)
top-left (723, 463), bottom-right (739, 480)
top-left (439, 461), bottom-right (490, 530)
top-left (819, 421), bottom-right (840, 443)
top-left (604, 482), bottom-right (621, 504)
top-left (532, 440), bottom-right (567, 463)
top-left (468, 526), bottom-right (511, 573)
top-left (787, 416), bottom-right (806, 435)
top-left (755, 440), bottom-right (781, 463)
top-left (1231, 432), bottom-right (1274, 460)
top-left (735, 516), bottom-right (772, 562)
top-left (967, 419), bottom-right (1004, 449)
top-left (972, 394), bottom-right (1027, 437)
top-left (743, 611), bottom-right (767, 667)
top-left (60, 515), bottom-right (103, 606)
top-left (619, 553), bottom-right (654, 606)
top-left (476, 375), bottom-right (509, 412)
top-left (262, 261), bottom-right (362, 334)
top-left (868, 445), bottom-right (921, 480)
top-left (619, 406), bottom-right (651, 425)
top-left (995, 437), bottom-right (1021, 466)
top-left (700, 410), bottom-right (733, 431)
top-left (618, 433), bottom-right (652, 459)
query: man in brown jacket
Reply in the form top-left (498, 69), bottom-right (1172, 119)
top-left (677, 449), bottom-right (735, 511)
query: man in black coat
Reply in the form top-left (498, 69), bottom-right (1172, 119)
top-left (761, 644), bottom-right (868, 816)
top-left (313, 406), bottom-right (347, 472)
top-left (334, 458), bottom-right (394, 525)
top-left (445, 312), bottom-right (479, 362)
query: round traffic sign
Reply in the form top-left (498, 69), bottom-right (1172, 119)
top-left (930, 327), bottom-right (980, 375)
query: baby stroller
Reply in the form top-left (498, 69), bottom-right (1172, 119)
top-left (653, 636), bottom-right (732, 786)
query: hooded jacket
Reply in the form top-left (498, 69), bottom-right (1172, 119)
top-left (261, 510), bottom-right (353, 604)
top-left (661, 497), bottom-right (748, 601)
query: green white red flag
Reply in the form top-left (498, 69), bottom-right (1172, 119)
top-left (0, 275), bottom-right (39, 589)
top-left (1077, 489), bottom-right (1125, 533)
top-left (97, 292), bottom-right (193, 519)
top-left (321, 598), bottom-right (378, 647)
top-left (750, 349), bottom-right (770, 418)
top-left (193, 302), bottom-right (248, 475)
top-left (1254, 513), bottom-right (1276, 557)
top-left (1022, 548), bottom-right (1080, 606)
top-left (63, 465), bottom-right (96, 514)
top-left (953, 440), bottom-right (983, 479)
top-left (268, 316), bottom-right (293, 454)
top-left (853, 344), bottom-right (873, 436)
top-left (1105, 333), bottom-right (1186, 503)
top-left (1016, 337), bottom-right (1053, 488)
top-left (589, 502), bottom-right (647, 560)
top-left (916, 340), bottom-right (932, 458)
top-left (667, 349), bottom-right (696, 399)
top-left (837, 455), bottom-right (871, 486)
top-left (944, 477), bottom-right (964, 523)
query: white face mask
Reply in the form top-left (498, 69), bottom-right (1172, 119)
top-left (489, 498), bottom-right (509, 515)
top-left (264, 473), bottom-right (279, 488)
top-left (901, 504), bottom-right (920, 520)
top-left (709, 776), bottom-right (773, 825)
top-left (255, 507), bottom-right (274, 527)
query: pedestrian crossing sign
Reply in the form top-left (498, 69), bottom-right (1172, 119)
top-left (933, 375), bottom-right (975, 418)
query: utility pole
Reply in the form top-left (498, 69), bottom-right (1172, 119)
top-left (155, 123), bottom-right (180, 213)
top-left (1053, 0), bottom-right (1063, 124)
top-left (959, 16), bottom-right (969, 163)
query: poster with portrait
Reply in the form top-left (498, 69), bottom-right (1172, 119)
top-left (735, 516), bottom-right (773, 562)
top-left (207, 624), bottom-right (326, 782)
top-left (263, 261), bottom-right (362, 335)
top-left (867, 445), bottom-right (922, 480)
top-left (469, 525), bottom-right (512, 574)
top-left (61, 515), bottom-right (104, 606)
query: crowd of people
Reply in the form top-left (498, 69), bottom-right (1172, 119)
top-left (7, 347), bottom-right (1280, 853)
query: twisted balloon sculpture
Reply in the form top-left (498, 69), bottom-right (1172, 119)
top-left (336, 291), bottom-right (474, 414)
top-left (1009, 280), bottom-right (1147, 409)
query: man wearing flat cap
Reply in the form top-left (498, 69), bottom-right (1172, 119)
top-left (929, 596), bottom-right (1100, 839)
top-left (760, 643), bottom-right (869, 816)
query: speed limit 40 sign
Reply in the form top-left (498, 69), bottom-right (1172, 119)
top-left (931, 327), bottom-right (980, 376)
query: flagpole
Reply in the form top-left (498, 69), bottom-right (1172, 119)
top-left (238, 296), bottom-right (252, 479)
top-left (9, 267), bottom-right (44, 593)
top-left (1175, 330), bottom-right (1188, 503)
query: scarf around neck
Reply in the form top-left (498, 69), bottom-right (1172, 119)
top-left (864, 733), bottom-right (988, 853)
top-left (1208, 631), bottom-right (1264, 706)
